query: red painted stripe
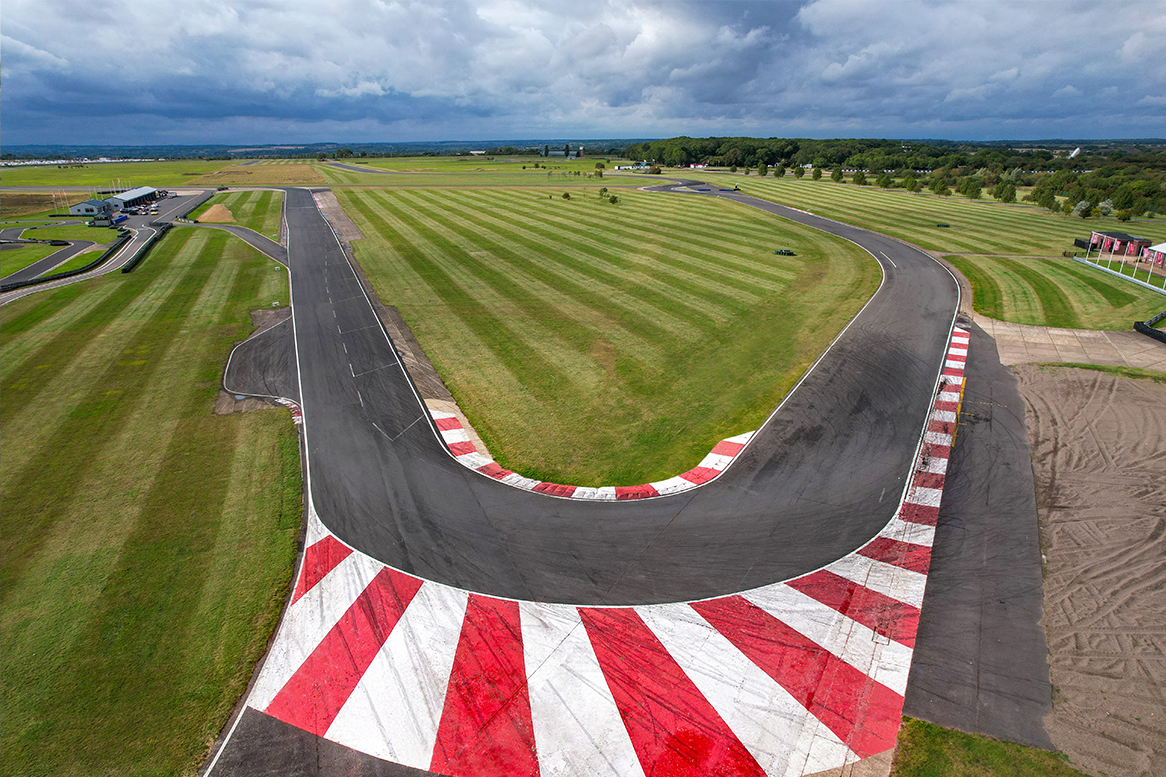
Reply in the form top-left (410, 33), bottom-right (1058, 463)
top-left (293, 535), bottom-right (354, 604)
top-left (857, 536), bottom-right (932, 575)
top-left (912, 471), bottom-right (945, 490)
top-left (533, 482), bottom-right (578, 497)
top-left (615, 484), bottom-right (660, 500)
top-left (943, 368), bottom-right (964, 378)
top-left (679, 466), bottom-right (719, 485)
top-left (934, 400), bottom-right (959, 412)
top-left (579, 607), bottom-right (765, 777)
top-left (476, 463), bottom-right (512, 479)
top-left (431, 596), bottom-right (538, 777)
top-left (898, 502), bottom-right (940, 526)
top-left (711, 440), bottom-right (745, 457)
top-left (448, 441), bottom-right (477, 456)
top-left (693, 596), bottom-right (904, 759)
top-left (928, 419), bottom-right (954, 436)
top-left (266, 568), bottom-right (424, 735)
top-left (786, 570), bottom-right (920, 648)
top-left (435, 416), bottom-right (463, 431)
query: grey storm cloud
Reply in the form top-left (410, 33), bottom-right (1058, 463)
top-left (4, 0), bottom-right (1165, 143)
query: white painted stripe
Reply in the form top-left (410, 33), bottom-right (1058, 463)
top-left (521, 604), bottom-right (647, 777)
top-left (905, 486), bottom-right (943, 507)
top-left (697, 452), bottom-right (735, 471)
top-left (744, 586), bottom-right (915, 699)
top-left (429, 411), bottom-right (458, 421)
top-left (920, 455), bottom-right (949, 474)
top-left (570, 486), bottom-right (601, 500)
top-left (250, 550), bottom-right (386, 709)
top-left (948, 347), bottom-right (968, 356)
top-left (649, 475), bottom-right (697, 495)
top-left (940, 375), bottom-right (964, 385)
top-left (593, 486), bottom-right (618, 501)
top-left (500, 472), bottom-right (541, 490)
top-left (325, 583), bottom-right (469, 768)
top-left (723, 431), bottom-right (755, 445)
top-left (455, 452), bottom-right (494, 469)
top-left (880, 516), bottom-right (936, 548)
top-left (640, 603), bottom-right (856, 777)
top-left (937, 390), bottom-right (961, 404)
top-left (303, 507), bottom-right (329, 548)
top-left (822, 554), bottom-right (927, 610)
top-left (944, 359), bottom-right (965, 369)
top-left (440, 428), bottom-right (471, 444)
top-left (924, 430), bottom-right (953, 447)
top-left (930, 409), bottom-right (957, 423)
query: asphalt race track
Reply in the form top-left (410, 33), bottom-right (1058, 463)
top-left (277, 184), bottom-right (959, 606)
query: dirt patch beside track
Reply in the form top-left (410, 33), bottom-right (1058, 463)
top-left (1018, 365), bottom-right (1166, 777)
top-left (198, 204), bottom-right (236, 223)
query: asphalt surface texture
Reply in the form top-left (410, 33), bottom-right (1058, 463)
top-left (280, 184), bottom-right (960, 605)
top-left (903, 320), bottom-right (1054, 748)
top-left (0, 238), bottom-right (97, 283)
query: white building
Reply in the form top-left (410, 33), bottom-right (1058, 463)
top-left (69, 199), bottom-right (111, 216)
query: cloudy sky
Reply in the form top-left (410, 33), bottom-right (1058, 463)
top-left (5, 0), bottom-right (1165, 145)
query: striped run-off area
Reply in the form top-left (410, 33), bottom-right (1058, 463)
top-left (248, 328), bottom-right (970, 776)
top-left (431, 415), bottom-right (753, 499)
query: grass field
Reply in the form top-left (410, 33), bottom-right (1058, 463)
top-left (0, 244), bottom-right (61, 279)
top-left (0, 192), bottom-right (92, 219)
top-left (946, 254), bottom-right (1165, 328)
top-left (1081, 254), bottom-right (1166, 290)
top-left (340, 186), bottom-right (879, 486)
top-left (36, 247), bottom-right (106, 278)
top-left (891, 718), bottom-right (1088, 777)
top-left (189, 189), bottom-right (285, 238)
top-left (1, 227), bottom-right (301, 777)
top-left (190, 164), bottom-right (325, 187)
top-left (0, 160), bottom-right (238, 188)
top-left (16, 224), bottom-right (111, 244)
top-left (712, 174), bottom-right (1164, 257)
top-left (318, 155), bottom-right (658, 188)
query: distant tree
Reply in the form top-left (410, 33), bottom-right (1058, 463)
top-left (544, 145), bottom-right (549, 157)
top-left (336, 148), bottom-right (354, 158)
top-left (775, 164), bottom-right (786, 177)
top-left (991, 182), bottom-right (1016, 203)
top-left (562, 192), bottom-right (571, 200)
top-left (729, 165), bottom-right (738, 173)
top-left (1117, 209), bottom-right (1132, 222)
top-left (564, 144), bottom-right (571, 157)
top-left (831, 169), bottom-right (843, 182)
top-left (1062, 200), bottom-right (1074, 216)
top-left (959, 179), bottom-right (982, 199)
top-left (648, 165), bottom-right (661, 174)
top-left (1073, 200), bottom-right (1091, 218)
top-left (594, 162), bottom-right (605, 169)
top-left (877, 173), bottom-right (892, 188)
top-left (852, 170), bottom-right (867, 185)
top-left (794, 166), bottom-right (805, 179)
top-left (812, 167), bottom-right (823, 180)
top-left (1098, 198), bottom-right (1114, 217)
top-left (608, 195), bottom-right (619, 205)
top-left (757, 164), bottom-right (767, 176)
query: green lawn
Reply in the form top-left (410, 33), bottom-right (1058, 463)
top-left (1, 227), bottom-right (300, 777)
top-left (16, 224), bottom-right (113, 244)
top-left (0, 244), bottom-right (60, 279)
top-left (36, 248), bottom-right (107, 278)
top-left (947, 254), bottom-right (1165, 328)
top-left (189, 189), bottom-right (285, 238)
top-left (319, 155), bottom-right (658, 188)
top-left (710, 173), bottom-right (1163, 257)
top-left (1082, 254), bottom-right (1166, 289)
top-left (0, 159), bottom-right (238, 188)
top-left (892, 718), bottom-right (1089, 777)
top-left (341, 186), bottom-right (879, 486)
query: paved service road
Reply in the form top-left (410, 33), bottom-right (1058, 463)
top-left (282, 184), bottom-right (960, 605)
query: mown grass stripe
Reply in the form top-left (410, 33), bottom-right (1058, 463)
top-left (1037, 258), bottom-right (1139, 307)
top-left (992, 257), bottom-right (1081, 328)
top-left (947, 257), bottom-right (1004, 318)
top-left (342, 193), bottom-right (579, 404)
top-left (0, 229), bottom-right (224, 596)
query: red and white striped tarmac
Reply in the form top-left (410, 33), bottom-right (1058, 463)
top-left (432, 416), bottom-right (754, 500)
top-left (246, 328), bottom-right (970, 776)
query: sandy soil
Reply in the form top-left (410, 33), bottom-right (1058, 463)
top-left (1017, 365), bottom-right (1166, 777)
top-left (198, 203), bottom-right (236, 223)
top-left (311, 190), bottom-right (364, 242)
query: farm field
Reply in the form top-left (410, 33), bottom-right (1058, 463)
top-left (340, 186), bottom-right (880, 486)
top-left (946, 254), bottom-right (1165, 329)
top-left (189, 163), bottom-right (325, 187)
top-left (0, 244), bottom-right (60, 279)
top-left (710, 173), bottom-right (1162, 257)
top-left (0, 192), bottom-right (92, 219)
top-left (0, 228), bottom-right (301, 777)
top-left (190, 189), bottom-right (285, 238)
top-left (0, 159), bottom-right (237, 188)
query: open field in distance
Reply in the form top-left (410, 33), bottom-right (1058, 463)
top-left (711, 173), bottom-right (1164, 257)
top-left (1, 227), bottom-right (301, 777)
top-left (0, 160), bottom-right (238, 188)
top-left (947, 254), bottom-right (1165, 329)
top-left (320, 156), bottom-right (658, 188)
top-left (189, 189), bottom-right (285, 238)
top-left (191, 163), bottom-right (325, 187)
top-left (341, 186), bottom-right (880, 486)
top-left (0, 192), bottom-right (92, 220)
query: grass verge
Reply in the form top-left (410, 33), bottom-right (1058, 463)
top-left (892, 718), bottom-right (1089, 777)
top-left (188, 189), bottom-right (285, 238)
top-left (1035, 362), bottom-right (1166, 383)
top-left (1, 227), bottom-right (300, 777)
top-left (341, 186), bottom-right (879, 486)
top-left (946, 254), bottom-right (1165, 329)
top-left (17, 224), bottom-right (112, 243)
top-left (35, 247), bottom-right (105, 278)
top-left (0, 244), bottom-right (60, 279)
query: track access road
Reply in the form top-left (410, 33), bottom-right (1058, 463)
top-left (283, 183), bottom-right (959, 606)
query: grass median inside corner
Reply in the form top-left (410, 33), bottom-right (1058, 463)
top-left (892, 718), bottom-right (1089, 777)
top-left (188, 189), bottom-right (285, 238)
top-left (341, 186), bottom-right (879, 486)
top-left (0, 226), bottom-right (300, 777)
